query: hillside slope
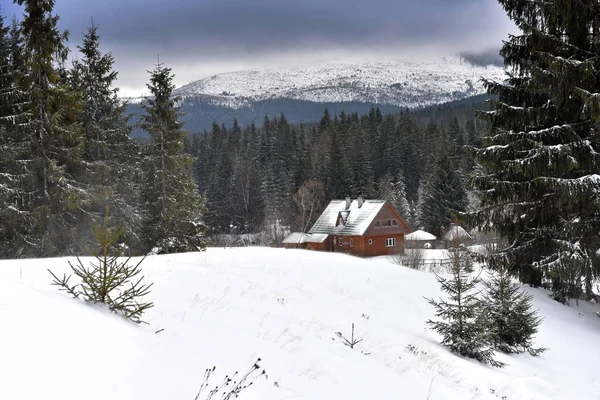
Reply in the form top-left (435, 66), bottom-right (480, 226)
top-left (1, 248), bottom-right (598, 399)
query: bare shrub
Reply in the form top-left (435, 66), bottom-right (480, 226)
top-left (392, 247), bottom-right (425, 270)
top-left (194, 359), bottom-right (267, 400)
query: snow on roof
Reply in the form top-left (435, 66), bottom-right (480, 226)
top-left (283, 233), bottom-right (310, 244)
top-left (309, 199), bottom-right (386, 236)
top-left (405, 230), bottom-right (437, 241)
top-left (283, 233), bottom-right (328, 244)
top-left (306, 234), bottom-right (329, 243)
top-left (443, 225), bottom-right (473, 241)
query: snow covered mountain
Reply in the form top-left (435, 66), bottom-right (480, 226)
top-left (173, 57), bottom-right (505, 109)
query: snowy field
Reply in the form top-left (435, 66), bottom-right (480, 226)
top-left (0, 248), bottom-right (599, 400)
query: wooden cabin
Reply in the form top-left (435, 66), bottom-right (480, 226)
top-left (284, 197), bottom-right (411, 257)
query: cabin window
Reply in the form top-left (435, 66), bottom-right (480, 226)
top-left (349, 238), bottom-right (354, 247)
top-left (392, 220), bottom-right (398, 226)
top-left (368, 239), bottom-right (373, 245)
top-left (375, 221), bottom-right (381, 227)
top-left (386, 238), bottom-right (396, 247)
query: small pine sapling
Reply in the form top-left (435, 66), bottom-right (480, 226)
top-left (49, 206), bottom-right (154, 323)
top-left (482, 261), bottom-right (547, 356)
top-left (425, 247), bottom-right (503, 367)
top-left (194, 358), bottom-right (267, 400)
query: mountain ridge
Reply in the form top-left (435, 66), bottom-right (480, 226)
top-left (125, 56), bottom-right (504, 135)
top-left (171, 56), bottom-right (504, 109)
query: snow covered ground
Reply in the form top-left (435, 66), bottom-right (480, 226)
top-left (0, 248), bottom-right (599, 400)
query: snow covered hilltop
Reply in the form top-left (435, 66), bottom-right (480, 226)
top-left (172, 56), bottom-right (505, 109)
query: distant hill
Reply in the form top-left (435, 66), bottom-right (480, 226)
top-left (126, 56), bottom-right (504, 137)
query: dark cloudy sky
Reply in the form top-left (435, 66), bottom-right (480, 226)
top-left (3, 0), bottom-right (516, 97)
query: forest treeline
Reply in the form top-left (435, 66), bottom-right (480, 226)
top-left (0, 3), bottom-right (206, 258)
top-left (189, 105), bottom-right (488, 238)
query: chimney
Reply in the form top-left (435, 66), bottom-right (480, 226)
top-left (345, 197), bottom-right (351, 209)
top-left (357, 196), bottom-right (364, 208)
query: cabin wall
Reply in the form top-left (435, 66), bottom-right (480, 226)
top-left (306, 242), bottom-right (325, 251)
top-left (364, 203), bottom-right (411, 237)
top-left (283, 243), bottom-right (308, 249)
top-left (362, 234), bottom-right (405, 257)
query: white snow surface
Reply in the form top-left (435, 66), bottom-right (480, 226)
top-left (406, 229), bottom-right (438, 241)
top-left (172, 57), bottom-right (505, 109)
top-left (1, 247), bottom-right (599, 400)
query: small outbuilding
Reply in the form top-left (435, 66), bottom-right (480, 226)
top-left (442, 224), bottom-right (473, 247)
top-left (282, 233), bottom-right (329, 250)
top-left (405, 229), bottom-right (437, 249)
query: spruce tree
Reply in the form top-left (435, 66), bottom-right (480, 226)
top-left (425, 248), bottom-right (503, 367)
top-left (396, 113), bottom-right (422, 202)
top-left (140, 62), bottom-right (208, 253)
top-left (8, 0), bottom-right (85, 256)
top-left (482, 262), bottom-right (546, 356)
top-left (469, 0), bottom-right (600, 299)
top-left (0, 10), bottom-right (25, 256)
top-left (326, 125), bottom-right (353, 199)
top-left (70, 21), bottom-right (142, 251)
top-left (49, 207), bottom-right (154, 323)
top-left (377, 172), bottom-right (410, 220)
top-left (418, 148), bottom-right (468, 237)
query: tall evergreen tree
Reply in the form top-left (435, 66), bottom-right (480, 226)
top-left (397, 113), bottom-right (422, 201)
top-left (70, 21), bottom-right (142, 251)
top-left (377, 172), bottom-right (410, 221)
top-left (469, 0), bottom-right (600, 299)
top-left (418, 146), bottom-right (468, 237)
top-left (0, 10), bottom-right (26, 255)
top-left (326, 125), bottom-right (353, 198)
top-left (140, 62), bottom-right (207, 253)
top-left (8, 0), bottom-right (85, 256)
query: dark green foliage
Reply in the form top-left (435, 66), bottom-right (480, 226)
top-left (192, 100), bottom-right (487, 237)
top-left (140, 62), bottom-right (208, 253)
top-left (417, 149), bottom-right (468, 237)
top-left (482, 263), bottom-right (547, 356)
top-left (48, 207), bottom-right (154, 323)
top-left (468, 0), bottom-right (600, 299)
top-left (70, 21), bottom-right (142, 251)
top-left (377, 172), bottom-right (410, 223)
top-left (0, 11), bottom-right (27, 255)
top-left (425, 249), bottom-right (503, 367)
top-left (7, 0), bottom-right (86, 256)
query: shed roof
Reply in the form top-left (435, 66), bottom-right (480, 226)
top-left (406, 229), bottom-right (437, 241)
top-left (309, 199), bottom-right (386, 236)
top-left (283, 232), bottom-right (329, 244)
top-left (443, 225), bottom-right (473, 241)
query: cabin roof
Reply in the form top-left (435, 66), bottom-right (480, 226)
top-left (309, 199), bottom-right (387, 236)
top-left (283, 232), bottom-right (329, 244)
top-left (443, 224), bottom-right (473, 241)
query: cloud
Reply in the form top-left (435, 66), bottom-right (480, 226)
top-left (4, 0), bottom-right (516, 95)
